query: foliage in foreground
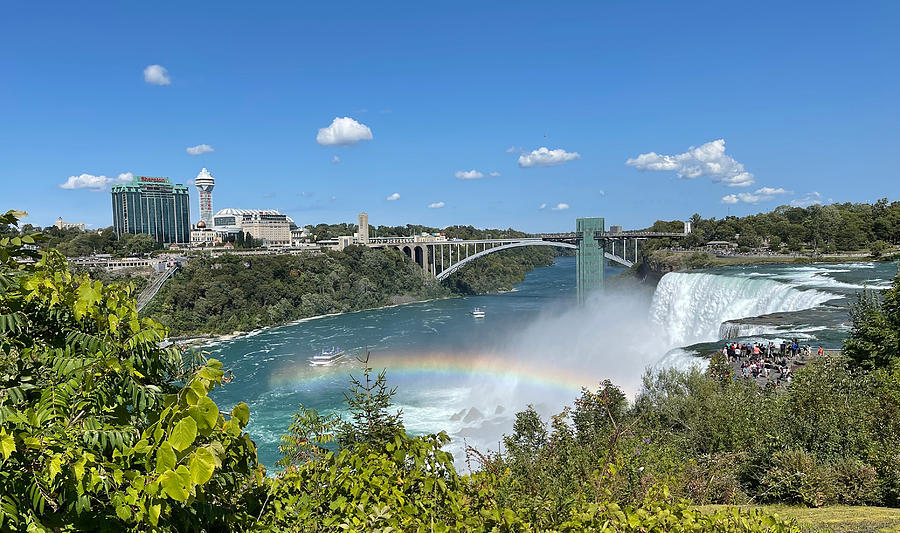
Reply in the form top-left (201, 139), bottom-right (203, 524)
top-left (262, 357), bottom-right (799, 532)
top-left (0, 210), bottom-right (263, 531)
top-left (0, 209), bottom-right (822, 531)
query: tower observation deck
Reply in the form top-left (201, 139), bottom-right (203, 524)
top-left (195, 168), bottom-right (215, 224)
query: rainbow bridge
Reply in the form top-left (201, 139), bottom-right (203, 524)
top-left (369, 217), bottom-right (690, 303)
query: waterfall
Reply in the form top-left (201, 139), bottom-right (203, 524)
top-left (650, 271), bottom-right (835, 347)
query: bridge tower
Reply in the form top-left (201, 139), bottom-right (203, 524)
top-left (576, 217), bottom-right (605, 304)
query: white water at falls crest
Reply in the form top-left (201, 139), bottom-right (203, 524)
top-left (649, 272), bottom-right (835, 347)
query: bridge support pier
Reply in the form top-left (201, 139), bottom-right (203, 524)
top-left (576, 217), bottom-right (605, 305)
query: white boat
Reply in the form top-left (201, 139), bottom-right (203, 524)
top-left (470, 308), bottom-right (486, 318)
top-left (310, 347), bottom-right (345, 366)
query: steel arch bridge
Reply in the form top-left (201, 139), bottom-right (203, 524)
top-left (385, 217), bottom-right (689, 302)
top-left (429, 239), bottom-right (636, 281)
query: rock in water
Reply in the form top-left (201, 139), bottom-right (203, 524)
top-left (463, 407), bottom-right (484, 423)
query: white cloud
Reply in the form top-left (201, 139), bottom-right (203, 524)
top-left (143, 64), bottom-right (171, 86)
top-left (754, 187), bottom-right (789, 196)
top-left (505, 146), bottom-right (522, 153)
top-left (721, 186), bottom-right (791, 204)
top-left (428, 201), bottom-right (445, 209)
top-left (489, 171), bottom-right (501, 177)
top-left (332, 156), bottom-right (341, 163)
top-left (539, 203), bottom-right (547, 209)
top-left (186, 144), bottom-right (214, 156)
top-left (598, 190), bottom-right (606, 196)
top-left (518, 147), bottom-right (581, 168)
top-left (316, 117), bottom-right (373, 146)
top-left (386, 192), bottom-right (400, 201)
top-left (626, 139), bottom-right (755, 187)
top-left (791, 192), bottom-right (823, 207)
top-left (60, 172), bottom-right (133, 190)
top-left (455, 169), bottom-right (485, 180)
top-left (551, 203), bottom-right (569, 210)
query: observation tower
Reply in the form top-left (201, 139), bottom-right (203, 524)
top-left (195, 168), bottom-right (215, 224)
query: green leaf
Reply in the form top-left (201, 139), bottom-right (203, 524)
top-left (158, 466), bottom-right (192, 502)
top-left (0, 431), bottom-right (14, 460)
top-left (169, 417), bottom-right (198, 452)
top-left (116, 504), bottom-right (132, 521)
top-left (188, 447), bottom-right (216, 485)
top-left (156, 442), bottom-right (176, 473)
top-left (231, 402), bottom-right (250, 427)
top-left (149, 503), bottom-right (161, 526)
top-left (188, 396), bottom-right (219, 430)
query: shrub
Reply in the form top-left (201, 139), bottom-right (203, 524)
top-left (757, 449), bottom-right (831, 507)
top-left (829, 457), bottom-right (880, 505)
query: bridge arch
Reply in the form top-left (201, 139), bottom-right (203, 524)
top-left (432, 240), bottom-right (633, 281)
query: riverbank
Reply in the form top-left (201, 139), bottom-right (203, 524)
top-left (169, 294), bottom-right (450, 348)
top-left (628, 249), bottom-right (892, 286)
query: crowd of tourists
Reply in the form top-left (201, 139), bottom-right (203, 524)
top-left (721, 339), bottom-right (825, 386)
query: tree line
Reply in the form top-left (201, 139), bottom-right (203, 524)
top-left (646, 198), bottom-right (900, 253)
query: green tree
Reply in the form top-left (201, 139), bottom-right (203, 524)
top-left (0, 210), bottom-right (263, 531)
top-left (843, 271), bottom-right (900, 369)
top-left (336, 351), bottom-right (403, 448)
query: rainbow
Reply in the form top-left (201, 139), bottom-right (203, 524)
top-left (267, 350), bottom-right (595, 393)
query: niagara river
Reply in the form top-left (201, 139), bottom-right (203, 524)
top-left (206, 257), bottom-right (897, 468)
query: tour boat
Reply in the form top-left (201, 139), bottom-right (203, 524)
top-left (470, 308), bottom-right (486, 318)
top-left (309, 347), bottom-right (345, 366)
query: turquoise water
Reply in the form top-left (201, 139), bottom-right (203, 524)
top-left (206, 257), bottom-right (897, 469)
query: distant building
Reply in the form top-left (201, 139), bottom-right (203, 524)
top-left (111, 175), bottom-right (190, 244)
top-left (190, 220), bottom-right (218, 246)
top-left (241, 212), bottom-right (291, 246)
top-left (53, 217), bottom-right (85, 231)
top-left (211, 208), bottom-right (293, 246)
top-left (358, 212), bottom-right (369, 244)
top-left (291, 227), bottom-right (311, 246)
top-left (195, 168), bottom-right (215, 224)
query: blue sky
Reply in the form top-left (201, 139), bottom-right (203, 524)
top-left (2, 1), bottom-right (898, 232)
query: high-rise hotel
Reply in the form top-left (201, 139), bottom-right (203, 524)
top-left (111, 175), bottom-right (190, 244)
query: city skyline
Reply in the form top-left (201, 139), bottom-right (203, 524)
top-left (2, 1), bottom-right (899, 231)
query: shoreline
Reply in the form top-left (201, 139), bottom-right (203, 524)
top-left (173, 286), bottom-right (527, 348)
top-left (170, 295), bottom-right (451, 348)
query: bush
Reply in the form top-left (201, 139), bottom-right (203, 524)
top-left (757, 449), bottom-right (831, 507)
top-left (830, 458), bottom-right (880, 505)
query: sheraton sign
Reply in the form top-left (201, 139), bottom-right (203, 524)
top-left (139, 176), bottom-right (168, 183)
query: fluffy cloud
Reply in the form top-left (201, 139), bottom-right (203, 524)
top-left (386, 192), bottom-right (400, 201)
top-left (721, 194), bottom-right (739, 204)
top-left (551, 203), bottom-right (570, 210)
top-left (791, 192), bottom-right (823, 207)
top-left (721, 186), bottom-right (791, 204)
top-left (428, 201), bottom-right (445, 209)
top-left (316, 117), bottom-right (373, 146)
top-left (143, 64), bottom-right (171, 86)
top-left (626, 139), bottom-right (754, 187)
top-left (60, 172), bottom-right (133, 190)
top-left (505, 146), bottom-right (522, 153)
top-left (332, 156), bottom-right (341, 163)
top-left (455, 169), bottom-right (484, 180)
top-left (755, 187), bottom-right (789, 196)
top-left (489, 171), bottom-right (501, 177)
top-left (186, 144), bottom-right (214, 156)
top-left (518, 147), bottom-right (581, 168)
